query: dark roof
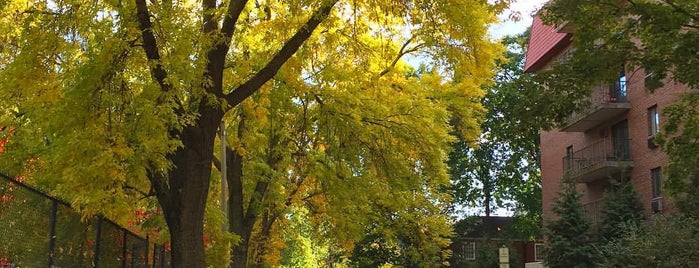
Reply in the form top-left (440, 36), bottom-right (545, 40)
top-left (455, 216), bottom-right (515, 239)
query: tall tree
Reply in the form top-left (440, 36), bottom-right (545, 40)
top-left (0, 1), bottom-right (508, 266)
top-left (544, 183), bottom-right (596, 268)
top-left (536, 1), bottom-right (699, 214)
top-left (449, 32), bottom-right (542, 236)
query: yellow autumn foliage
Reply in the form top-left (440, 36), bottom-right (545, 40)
top-left (0, 0), bottom-right (509, 266)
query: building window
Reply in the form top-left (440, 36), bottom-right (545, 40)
top-left (613, 67), bottom-right (627, 102)
top-left (462, 242), bottom-right (476, 260)
top-left (535, 243), bottom-right (545, 262)
top-left (648, 105), bottom-right (660, 136)
top-left (652, 167), bottom-right (662, 198)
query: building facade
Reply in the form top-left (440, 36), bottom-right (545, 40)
top-left (450, 216), bottom-right (543, 268)
top-left (524, 16), bottom-right (689, 225)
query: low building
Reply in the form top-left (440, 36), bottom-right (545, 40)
top-left (450, 216), bottom-right (543, 268)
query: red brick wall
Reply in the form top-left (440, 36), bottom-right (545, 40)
top-left (539, 66), bottom-right (690, 222)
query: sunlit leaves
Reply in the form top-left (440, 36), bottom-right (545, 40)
top-left (0, 0), bottom-right (506, 266)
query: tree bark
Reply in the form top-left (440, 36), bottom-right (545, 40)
top-left (135, 1), bottom-right (338, 266)
top-left (229, 144), bottom-right (251, 268)
top-left (156, 108), bottom-right (223, 268)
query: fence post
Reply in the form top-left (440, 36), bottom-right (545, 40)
top-left (94, 217), bottom-right (103, 268)
top-left (48, 200), bottom-right (58, 268)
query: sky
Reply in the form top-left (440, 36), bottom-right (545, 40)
top-left (489, 0), bottom-right (549, 39)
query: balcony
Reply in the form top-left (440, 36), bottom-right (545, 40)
top-left (560, 82), bottom-right (630, 132)
top-left (563, 138), bottom-right (633, 183)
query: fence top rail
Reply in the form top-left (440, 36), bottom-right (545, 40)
top-left (0, 171), bottom-right (149, 241)
top-left (0, 171), bottom-right (72, 207)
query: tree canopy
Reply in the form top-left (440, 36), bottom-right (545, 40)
top-left (0, 1), bottom-right (509, 266)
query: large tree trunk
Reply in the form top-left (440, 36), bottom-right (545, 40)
top-left (156, 108), bottom-right (223, 268)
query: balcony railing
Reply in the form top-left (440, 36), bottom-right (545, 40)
top-left (563, 138), bottom-right (633, 183)
top-left (560, 82), bottom-right (630, 132)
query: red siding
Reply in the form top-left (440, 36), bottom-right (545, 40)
top-left (524, 16), bottom-right (572, 73)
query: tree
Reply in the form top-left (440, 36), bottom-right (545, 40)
top-left (537, 0), bottom-right (699, 215)
top-left (597, 178), bottom-right (644, 242)
top-left (544, 183), bottom-right (596, 268)
top-left (0, 1), bottom-right (508, 266)
top-left (221, 68), bottom-right (461, 267)
top-left (449, 32), bottom-right (542, 236)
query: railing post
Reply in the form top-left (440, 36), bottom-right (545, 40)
top-left (48, 200), bottom-right (58, 268)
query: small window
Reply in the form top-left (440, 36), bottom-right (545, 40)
top-left (462, 242), bottom-right (476, 260)
top-left (615, 68), bottom-right (627, 101)
top-left (648, 105), bottom-right (660, 136)
top-left (652, 168), bottom-right (662, 198)
top-left (535, 243), bottom-right (545, 262)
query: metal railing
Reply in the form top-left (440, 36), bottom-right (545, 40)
top-left (588, 81), bottom-right (628, 105)
top-left (0, 173), bottom-right (170, 267)
top-left (563, 138), bottom-right (631, 175)
top-left (565, 81), bottom-right (628, 124)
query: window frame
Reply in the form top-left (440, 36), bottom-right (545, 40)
top-left (462, 241), bottom-right (476, 260)
top-left (534, 243), bottom-right (545, 262)
top-left (648, 105), bottom-right (660, 136)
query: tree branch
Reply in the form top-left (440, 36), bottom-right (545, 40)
top-left (202, 0), bottom-right (218, 34)
top-left (661, 0), bottom-right (699, 22)
top-left (134, 0), bottom-right (171, 93)
top-left (221, 0), bottom-right (250, 39)
top-left (202, 0), bottom-right (250, 99)
top-left (379, 35), bottom-right (426, 76)
top-left (225, 0), bottom-right (338, 107)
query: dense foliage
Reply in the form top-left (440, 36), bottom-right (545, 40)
top-left (598, 216), bottom-right (699, 268)
top-left (448, 32), bottom-right (542, 237)
top-left (597, 179), bottom-right (644, 242)
top-left (0, 1), bottom-right (509, 266)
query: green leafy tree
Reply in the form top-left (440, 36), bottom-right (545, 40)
top-left (544, 183), bottom-right (596, 268)
top-left (449, 32), bottom-right (542, 235)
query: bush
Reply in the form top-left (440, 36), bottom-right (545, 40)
top-left (598, 215), bottom-right (699, 268)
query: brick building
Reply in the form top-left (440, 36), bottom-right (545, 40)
top-left (450, 216), bottom-right (543, 268)
top-left (524, 16), bottom-right (690, 225)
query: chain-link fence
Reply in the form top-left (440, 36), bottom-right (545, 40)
top-left (0, 172), bottom-right (170, 267)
